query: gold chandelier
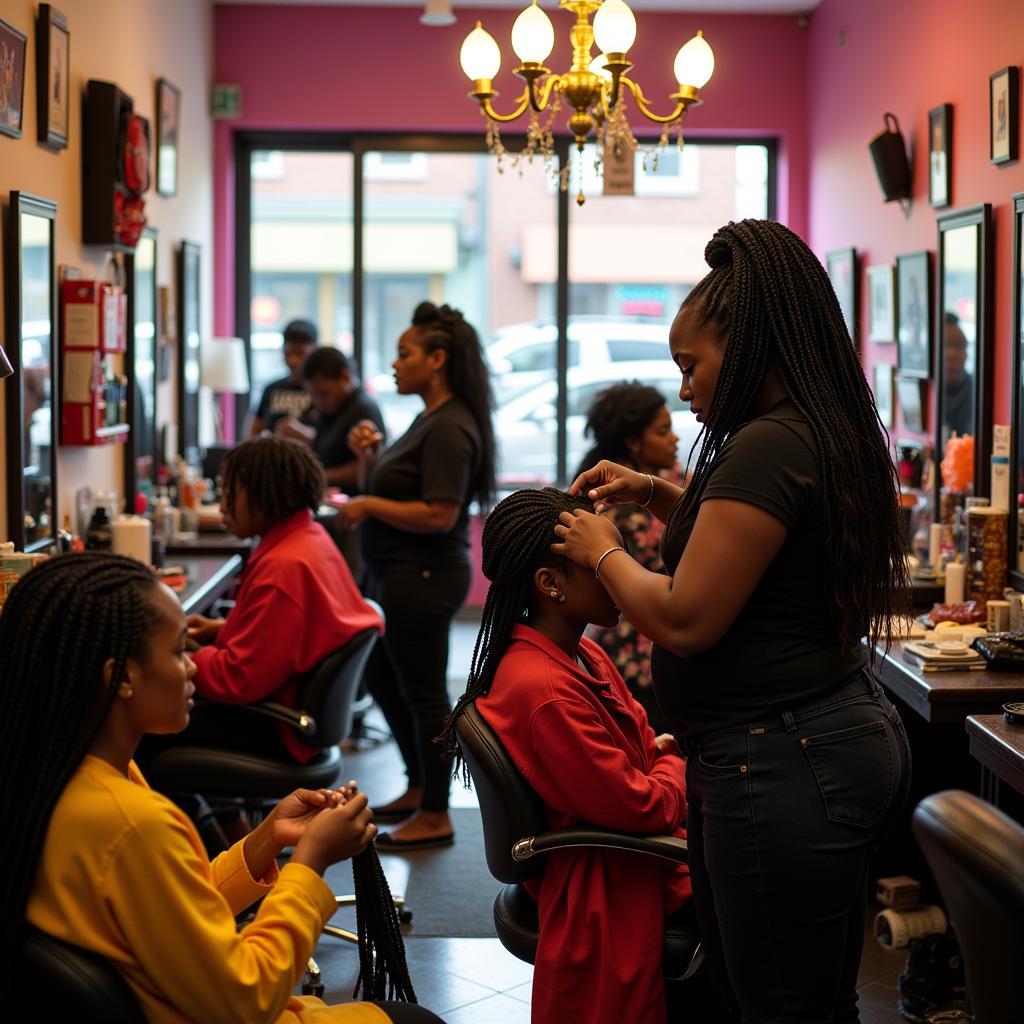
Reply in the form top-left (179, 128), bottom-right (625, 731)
top-left (459, 0), bottom-right (714, 203)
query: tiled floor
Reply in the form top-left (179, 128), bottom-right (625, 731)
top-left (316, 616), bottom-right (907, 1023)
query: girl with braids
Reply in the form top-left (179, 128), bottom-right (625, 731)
top-left (1, 553), bottom-right (438, 1023)
top-left (554, 218), bottom-right (912, 1024)
top-left (576, 381), bottom-right (681, 734)
top-left (158, 436), bottom-right (382, 765)
top-left (440, 488), bottom-right (691, 1024)
top-left (338, 301), bottom-right (495, 850)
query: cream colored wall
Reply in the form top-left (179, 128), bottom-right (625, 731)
top-left (0, 0), bottom-right (213, 541)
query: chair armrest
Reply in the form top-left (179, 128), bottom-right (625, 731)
top-left (194, 697), bottom-right (317, 737)
top-left (512, 827), bottom-right (688, 865)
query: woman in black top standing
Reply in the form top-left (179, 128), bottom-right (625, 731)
top-left (554, 220), bottom-right (911, 1023)
top-left (340, 302), bottom-right (495, 849)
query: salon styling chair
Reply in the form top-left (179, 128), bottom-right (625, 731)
top-left (454, 702), bottom-right (704, 982)
top-left (912, 789), bottom-right (1024, 1024)
top-left (146, 601), bottom-right (409, 941)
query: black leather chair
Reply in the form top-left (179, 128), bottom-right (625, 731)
top-left (912, 789), bottom-right (1024, 1024)
top-left (455, 702), bottom-right (703, 982)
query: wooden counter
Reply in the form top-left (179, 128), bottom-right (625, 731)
top-left (966, 713), bottom-right (1024, 805)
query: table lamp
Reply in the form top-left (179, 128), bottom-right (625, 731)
top-left (201, 336), bottom-right (249, 445)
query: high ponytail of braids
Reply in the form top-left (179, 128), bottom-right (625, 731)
top-left (439, 487), bottom-right (595, 781)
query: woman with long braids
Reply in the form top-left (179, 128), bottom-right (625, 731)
top-left (555, 219), bottom-right (912, 1023)
top-left (440, 488), bottom-right (691, 1024)
top-left (339, 302), bottom-right (495, 850)
top-left (0, 554), bottom-right (439, 1022)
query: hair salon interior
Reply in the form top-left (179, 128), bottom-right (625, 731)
top-left (1, 0), bottom-right (1024, 1022)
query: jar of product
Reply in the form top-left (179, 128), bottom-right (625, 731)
top-left (966, 507), bottom-right (1008, 607)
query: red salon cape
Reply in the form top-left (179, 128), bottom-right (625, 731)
top-left (192, 510), bottom-right (382, 761)
top-left (477, 624), bottom-right (691, 1024)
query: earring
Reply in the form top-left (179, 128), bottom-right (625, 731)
top-left (121, 685), bottom-right (134, 698)
top-left (558, 594), bottom-right (566, 603)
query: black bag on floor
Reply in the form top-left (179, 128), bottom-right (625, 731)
top-left (897, 930), bottom-right (970, 1023)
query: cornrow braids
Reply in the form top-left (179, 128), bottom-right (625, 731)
top-left (221, 436), bottom-right (325, 527)
top-left (439, 487), bottom-right (595, 781)
top-left (577, 381), bottom-right (668, 476)
top-left (672, 218), bottom-right (909, 653)
top-left (0, 553), bottom-right (164, 997)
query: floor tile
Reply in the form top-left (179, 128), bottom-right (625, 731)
top-left (504, 980), bottom-right (533, 1005)
top-left (441, 992), bottom-right (533, 1024)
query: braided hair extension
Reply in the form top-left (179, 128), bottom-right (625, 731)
top-left (439, 487), bottom-right (595, 781)
top-left (671, 219), bottom-right (909, 651)
top-left (410, 301), bottom-right (497, 510)
top-left (576, 381), bottom-right (668, 476)
top-left (220, 436), bottom-right (325, 528)
top-left (351, 850), bottom-right (416, 1003)
top-left (0, 553), bottom-right (164, 995)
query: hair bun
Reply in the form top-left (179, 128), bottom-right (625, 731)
top-left (704, 234), bottom-right (733, 270)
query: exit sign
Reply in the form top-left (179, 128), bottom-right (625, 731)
top-left (210, 84), bottom-right (242, 120)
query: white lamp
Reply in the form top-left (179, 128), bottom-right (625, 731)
top-left (460, 22), bottom-right (502, 82)
top-left (420, 0), bottom-right (456, 27)
top-left (511, 1), bottom-right (555, 65)
top-left (202, 337), bottom-right (249, 444)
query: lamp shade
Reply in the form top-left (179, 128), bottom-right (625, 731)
top-left (420, 0), bottom-right (456, 27)
top-left (0, 345), bottom-right (12, 380)
top-left (589, 53), bottom-right (613, 82)
top-left (511, 1), bottom-right (554, 64)
top-left (460, 22), bottom-right (501, 80)
top-left (593, 0), bottom-right (637, 55)
top-left (674, 31), bottom-right (715, 88)
top-left (202, 337), bottom-right (249, 394)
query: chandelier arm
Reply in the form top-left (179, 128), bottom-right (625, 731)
top-left (617, 76), bottom-right (688, 126)
top-left (527, 74), bottom-right (563, 114)
top-left (479, 89), bottom-right (534, 123)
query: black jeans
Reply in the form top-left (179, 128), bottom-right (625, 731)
top-left (681, 671), bottom-right (912, 1024)
top-left (364, 564), bottom-right (471, 813)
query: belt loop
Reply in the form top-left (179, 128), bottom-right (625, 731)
top-left (781, 709), bottom-right (797, 732)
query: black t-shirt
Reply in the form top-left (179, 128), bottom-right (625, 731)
top-left (651, 399), bottom-right (866, 739)
top-left (255, 377), bottom-right (313, 432)
top-left (312, 389), bottom-right (386, 470)
top-left (360, 397), bottom-right (482, 572)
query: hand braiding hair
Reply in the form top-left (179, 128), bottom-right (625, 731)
top-left (673, 218), bottom-right (908, 652)
top-left (439, 487), bottom-right (595, 781)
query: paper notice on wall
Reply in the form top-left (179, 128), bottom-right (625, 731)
top-left (65, 303), bottom-right (100, 348)
top-left (64, 350), bottom-right (95, 403)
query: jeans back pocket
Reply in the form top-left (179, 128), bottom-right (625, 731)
top-left (800, 719), bottom-right (894, 830)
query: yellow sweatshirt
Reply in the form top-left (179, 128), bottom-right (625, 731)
top-left (27, 755), bottom-right (387, 1024)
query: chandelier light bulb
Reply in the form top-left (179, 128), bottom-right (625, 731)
top-left (460, 22), bottom-right (502, 81)
top-left (593, 0), bottom-right (637, 55)
top-left (511, 1), bottom-right (555, 64)
top-left (673, 31), bottom-right (715, 89)
top-left (589, 53), bottom-right (612, 82)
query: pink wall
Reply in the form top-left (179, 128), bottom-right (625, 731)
top-left (807, 0), bottom-right (1024, 437)
top-left (212, 3), bottom-right (811, 335)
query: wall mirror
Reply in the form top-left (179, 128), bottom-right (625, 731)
top-left (176, 240), bottom-right (201, 462)
top-left (4, 192), bottom-right (58, 551)
top-left (1010, 193), bottom-right (1024, 587)
top-left (935, 204), bottom-right (992, 519)
top-left (125, 227), bottom-right (158, 510)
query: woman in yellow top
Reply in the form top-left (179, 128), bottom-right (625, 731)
top-left (0, 553), bottom-right (444, 1024)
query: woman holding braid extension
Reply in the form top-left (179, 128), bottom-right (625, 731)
top-left (0, 553), bottom-right (440, 1023)
top-left (441, 487), bottom-right (692, 1024)
top-left (554, 219), bottom-right (912, 1023)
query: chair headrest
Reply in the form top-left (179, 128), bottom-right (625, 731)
top-left (456, 702), bottom-right (550, 885)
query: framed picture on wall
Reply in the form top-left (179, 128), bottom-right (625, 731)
top-left (873, 364), bottom-right (894, 429)
top-left (867, 265), bottom-right (896, 342)
top-left (35, 4), bottom-right (69, 149)
top-left (156, 78), bottom-right (181, 197)
top-left (896, 376), bottom-right (926, 433)
top-left (896, 251), bottom-right (932, 379)
top-left (0, 18), bottom-right (27, 140)
top-left (826, 247), bottom-right (858, 346)
top-left (990, 66), bottom-right (1020, 165)
top-left (928, 104), bottom-right (952, 208)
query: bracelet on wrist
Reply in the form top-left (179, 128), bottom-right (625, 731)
top-left (639, 473), bottom-right (656, 508)
top-left (594, 545), bottom-right (626, 581)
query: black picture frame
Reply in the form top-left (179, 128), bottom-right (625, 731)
top-left (826, 247), bottom-right (858, 347)
top-left (156, 78), bottom-right (181, 197)
top-left (896, 251), bottom-right (932, 379)
top-left (125, 227), bottom-right (158, 512)
top-left (935, 204), bottom-right (993, 513)
top-left (928, 104), bottom-right (952, 209)
top-left (4, 191), bottom-right (59, 552)
top-left (1009, 192), bottom-right (1024, 589)
top-left (990, 66), bottom-right (1020, 166)
top-left (35, 4), bottom-right (69, 150)
top-left (0, 17), bottom-right (27, 140)
top-left (177, 240), bottom-right (201, 462)
top-left (895, 376), bottom-right (926, 433)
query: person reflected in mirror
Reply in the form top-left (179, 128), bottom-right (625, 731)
top-left (942, 311), bottom-right (974, 441)
top-left (249, 318), bottom-right (318, 438)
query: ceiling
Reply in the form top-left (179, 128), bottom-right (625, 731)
top-left (216, 1), bottom-right (824, 12)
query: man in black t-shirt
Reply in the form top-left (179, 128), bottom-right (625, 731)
top-left (249, 319), bottom-right (317, 436)
top-left (278, 346), bottom-right (385, 491)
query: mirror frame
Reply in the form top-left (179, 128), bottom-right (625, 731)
top-left (934, 203), bottom-right (993, 514)
top-left (1009, 192), bottom-right (1024, 590)
top-left (176, 240), bottom-right (201, 462)
top-left (4, 191), bottom-right (59, 552)
top-left (124, 226), bottom-right (158, 511)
